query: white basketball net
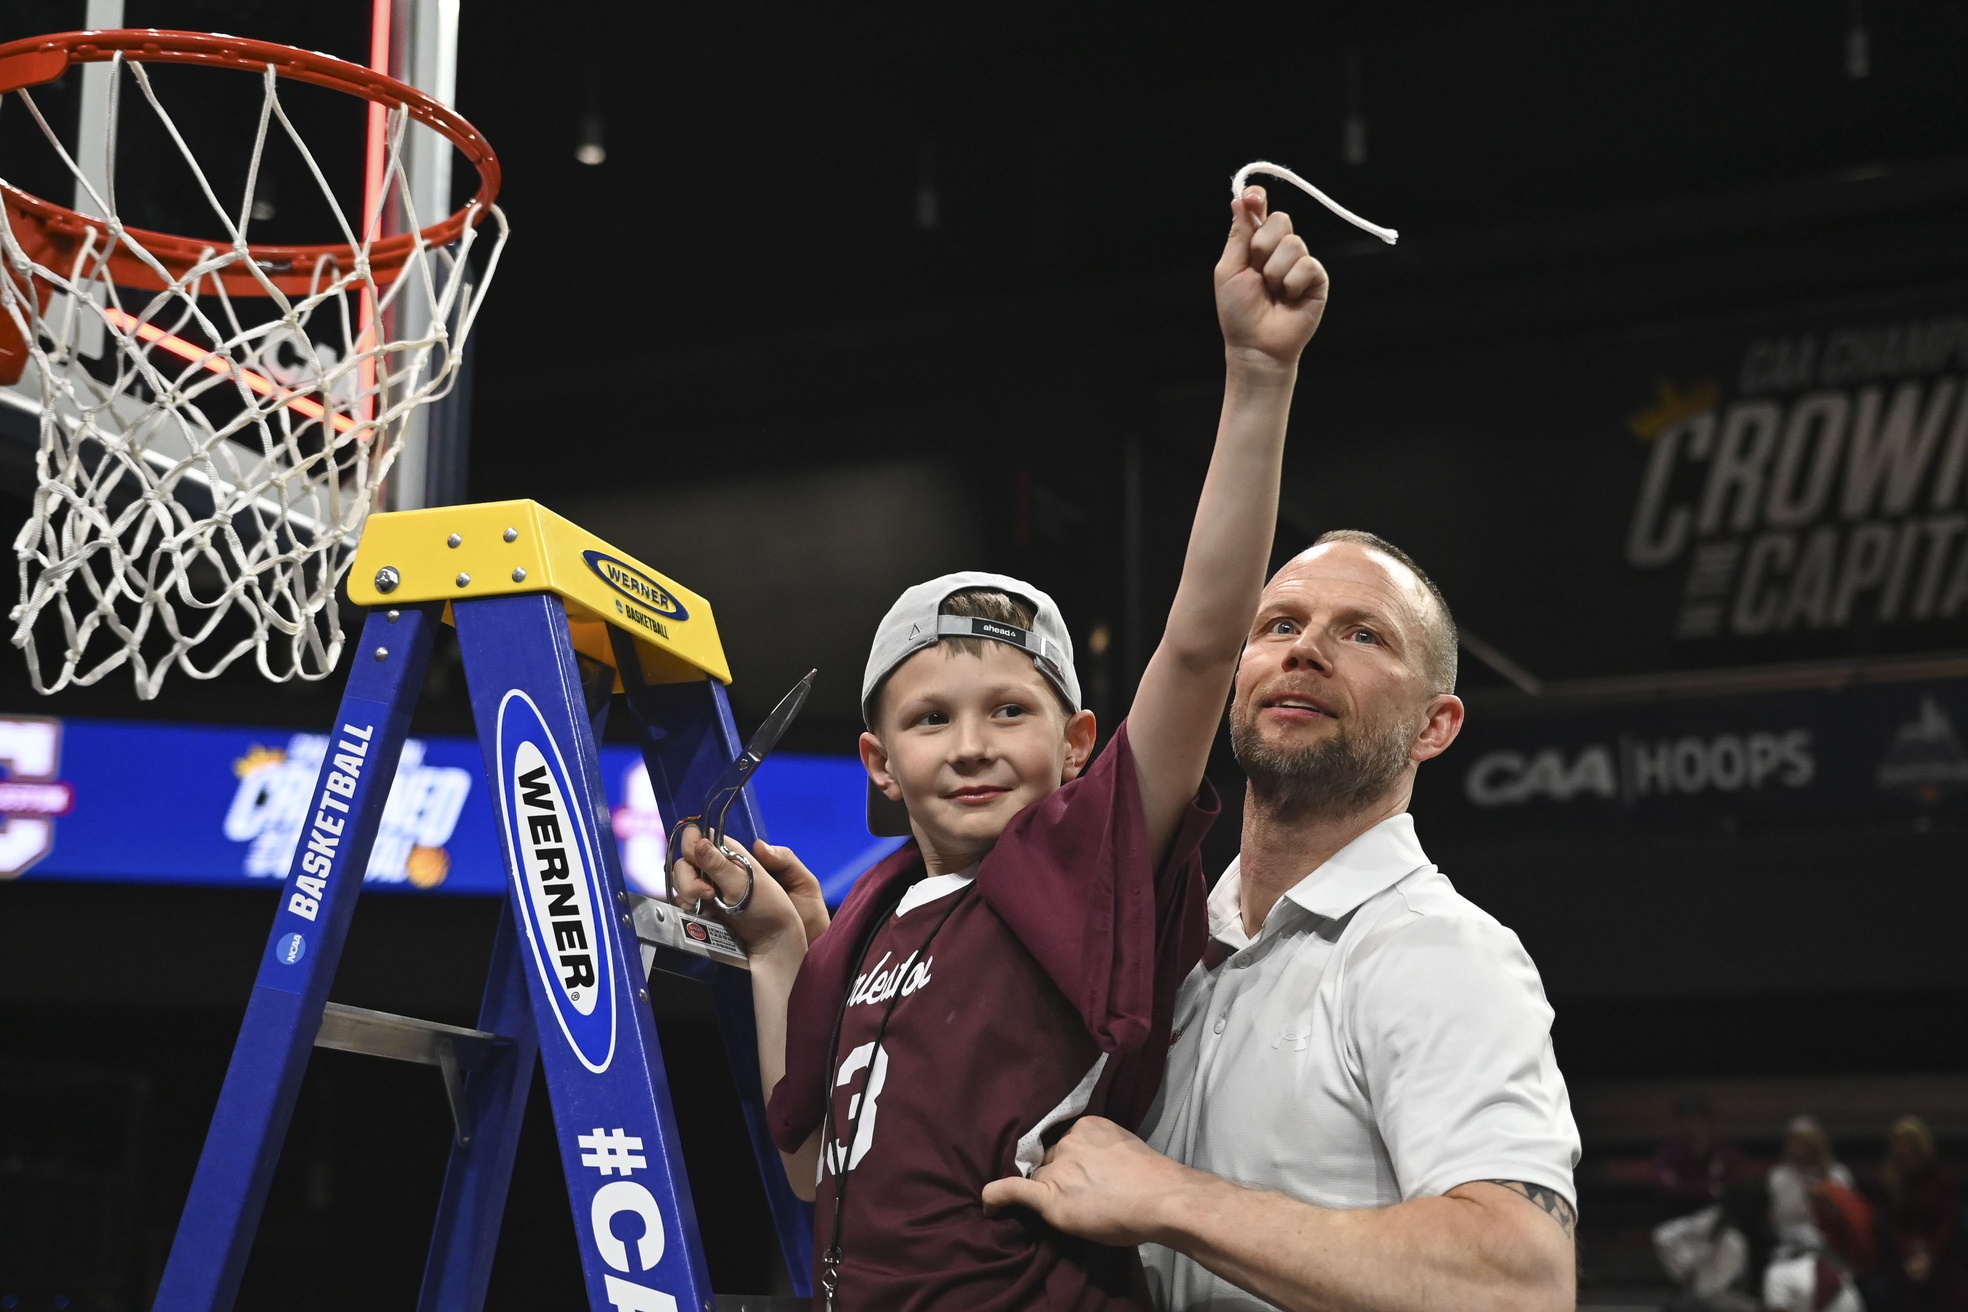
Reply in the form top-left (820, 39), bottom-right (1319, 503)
top-left (0, 54), bottom-right (505, 698)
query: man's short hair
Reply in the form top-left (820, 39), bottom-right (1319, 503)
top-left (1310, 529), bottom-right (1458, 694)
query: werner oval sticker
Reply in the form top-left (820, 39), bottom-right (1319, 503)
top-left (496, 690), bottom-right (616, 1074)
top-left (582, 551), bottom-right (688, 621)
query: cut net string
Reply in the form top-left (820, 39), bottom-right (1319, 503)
top-left (1231, 161), bottom-right (1398, 245)
top-left (0, 52), bottom-right (505, 698)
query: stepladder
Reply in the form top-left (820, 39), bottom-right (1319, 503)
top-left (152, 500), bottom-right (814, 1312)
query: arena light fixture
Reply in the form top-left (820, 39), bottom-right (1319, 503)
top-left (1846, 0), bottom-right (1871, 78)
top-left (576, 110), bottom-right (606, 166)
top-left (1342, 42), bottom-right (1367, 166)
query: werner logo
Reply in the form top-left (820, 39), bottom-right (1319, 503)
top-left (583, 551), bottom-right (687, 621)
top-left (497, 690), bottom-right (616, 1074)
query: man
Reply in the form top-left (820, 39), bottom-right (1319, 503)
top-left (984, 532), bottom-right (1582, 1312)
top-left (1652, 1093), bottom-right (1751, 1212)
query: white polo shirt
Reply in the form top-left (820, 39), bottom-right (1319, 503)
top-left (1138, 813), bottom-right (1580, 1311)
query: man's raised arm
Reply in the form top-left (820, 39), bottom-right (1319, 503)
top-left (1127, 186), bottom-right (1326, 861)
top-left (982, 1117), bottom-right (1576, 1312)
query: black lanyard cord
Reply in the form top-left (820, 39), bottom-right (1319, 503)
top-left (816, 880), bottom-right (970, 1311)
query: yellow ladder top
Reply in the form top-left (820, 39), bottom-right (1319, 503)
top-left (348, 500), bottom-right (730, 686)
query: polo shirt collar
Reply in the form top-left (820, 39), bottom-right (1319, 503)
top-left (1209, 813), bottom-right (1432, 946)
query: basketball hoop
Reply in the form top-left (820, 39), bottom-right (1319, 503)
top-left (0, 29), bottom-right (506, 698)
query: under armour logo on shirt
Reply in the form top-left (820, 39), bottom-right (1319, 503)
top-left (1273, 1028), bottom-right (1309, 1051)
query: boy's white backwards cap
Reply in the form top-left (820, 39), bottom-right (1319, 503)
top-left (861, 571), bottom-right (1080, 724)
top-left (862, 571), bottom-right (1080, 839)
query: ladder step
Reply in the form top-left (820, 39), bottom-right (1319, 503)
top-left (313, 1003), bottom-right (515, 1149)
top-left (315, 1002), bottom-right (510, 1069)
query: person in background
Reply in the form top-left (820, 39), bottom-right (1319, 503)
top-left (1652, 1176), bottom-right (1769, 1312)
top-left (1878, 1114), bottom-right (1965, 1312)
top-left (1763, 1115), bottom-right (1877, 1312)
top-left (1762, 1251), bottom-right (1864, 1312)
top-left (1654, 1094), bottom-right (1754, 1214)
top-left (1768, 1116), bottom-right (1857, 1255)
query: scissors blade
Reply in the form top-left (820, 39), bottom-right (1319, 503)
top-left (700, 669), bottom-right (816, 835)
top-left (738, 667), bottom-right (816, 769)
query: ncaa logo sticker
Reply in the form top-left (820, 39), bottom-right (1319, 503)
top-left (582, 550), bottom-right (688, 621)
top-left (497, 690), bottom-right (616, 1074)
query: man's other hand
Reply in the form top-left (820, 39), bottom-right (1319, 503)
top-left (981, 1116), bottom-right (1192, 1246)
top-left (1215, 185), bottom-right (1328, 371)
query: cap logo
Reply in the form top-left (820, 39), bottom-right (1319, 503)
top-left (969, 619), bottom-right (1028, 647)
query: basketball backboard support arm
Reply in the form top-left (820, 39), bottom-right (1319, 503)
top-left (73, 0), bottom-right (122, 223)
top-left (0, 1), bottom-right (123, 456)
top-left (382, 0), bottom-right (468, 512)
top-left (0, 0), bottom-right (126, 479)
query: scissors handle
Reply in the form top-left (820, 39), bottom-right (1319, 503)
top-left (664, 815), bottom-right (756, 913)
top-left (664, 816), bottom-right (703, 907)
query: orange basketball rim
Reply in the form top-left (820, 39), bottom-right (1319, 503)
top-left (0, 27), bottom-right (503, 384)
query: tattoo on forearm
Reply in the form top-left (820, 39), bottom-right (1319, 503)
top-left (1486, 1180), bottom-right (1576, 1237)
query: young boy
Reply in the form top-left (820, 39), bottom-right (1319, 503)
top-left (671, 185), bottom-right (1327, 1309)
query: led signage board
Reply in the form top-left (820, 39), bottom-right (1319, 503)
top-left (0, 716), bottom-right (900, 906)
top-left (1413, 675), bottom-right (1968, 835)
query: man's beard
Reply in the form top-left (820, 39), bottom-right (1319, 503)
top-left (1230, 697), bottom-right (1421, 823)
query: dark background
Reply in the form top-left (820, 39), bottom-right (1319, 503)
top-left (3, 0), bottom-right (1968, 1307)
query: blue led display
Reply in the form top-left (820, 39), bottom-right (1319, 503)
top-left (0, 715), bottom-right (899, 906)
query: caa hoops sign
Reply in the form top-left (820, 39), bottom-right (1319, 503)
top-left (496, 690), bottom-right (617, 1074)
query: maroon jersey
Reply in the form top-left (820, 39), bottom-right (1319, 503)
top-left (767, 722), bottom-right (1216, 1310)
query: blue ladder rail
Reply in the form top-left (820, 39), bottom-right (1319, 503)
top-left (151, 593), bottom-right (814, 1310)
top-left (153, 603), bottom-right (440, 1312)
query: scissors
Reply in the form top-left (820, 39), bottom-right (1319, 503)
top-left (667, 669), bottom-right (816, 914)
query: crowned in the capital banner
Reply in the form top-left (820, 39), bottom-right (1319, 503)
top-left (1271, 292), bottom-right (1968, 682)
